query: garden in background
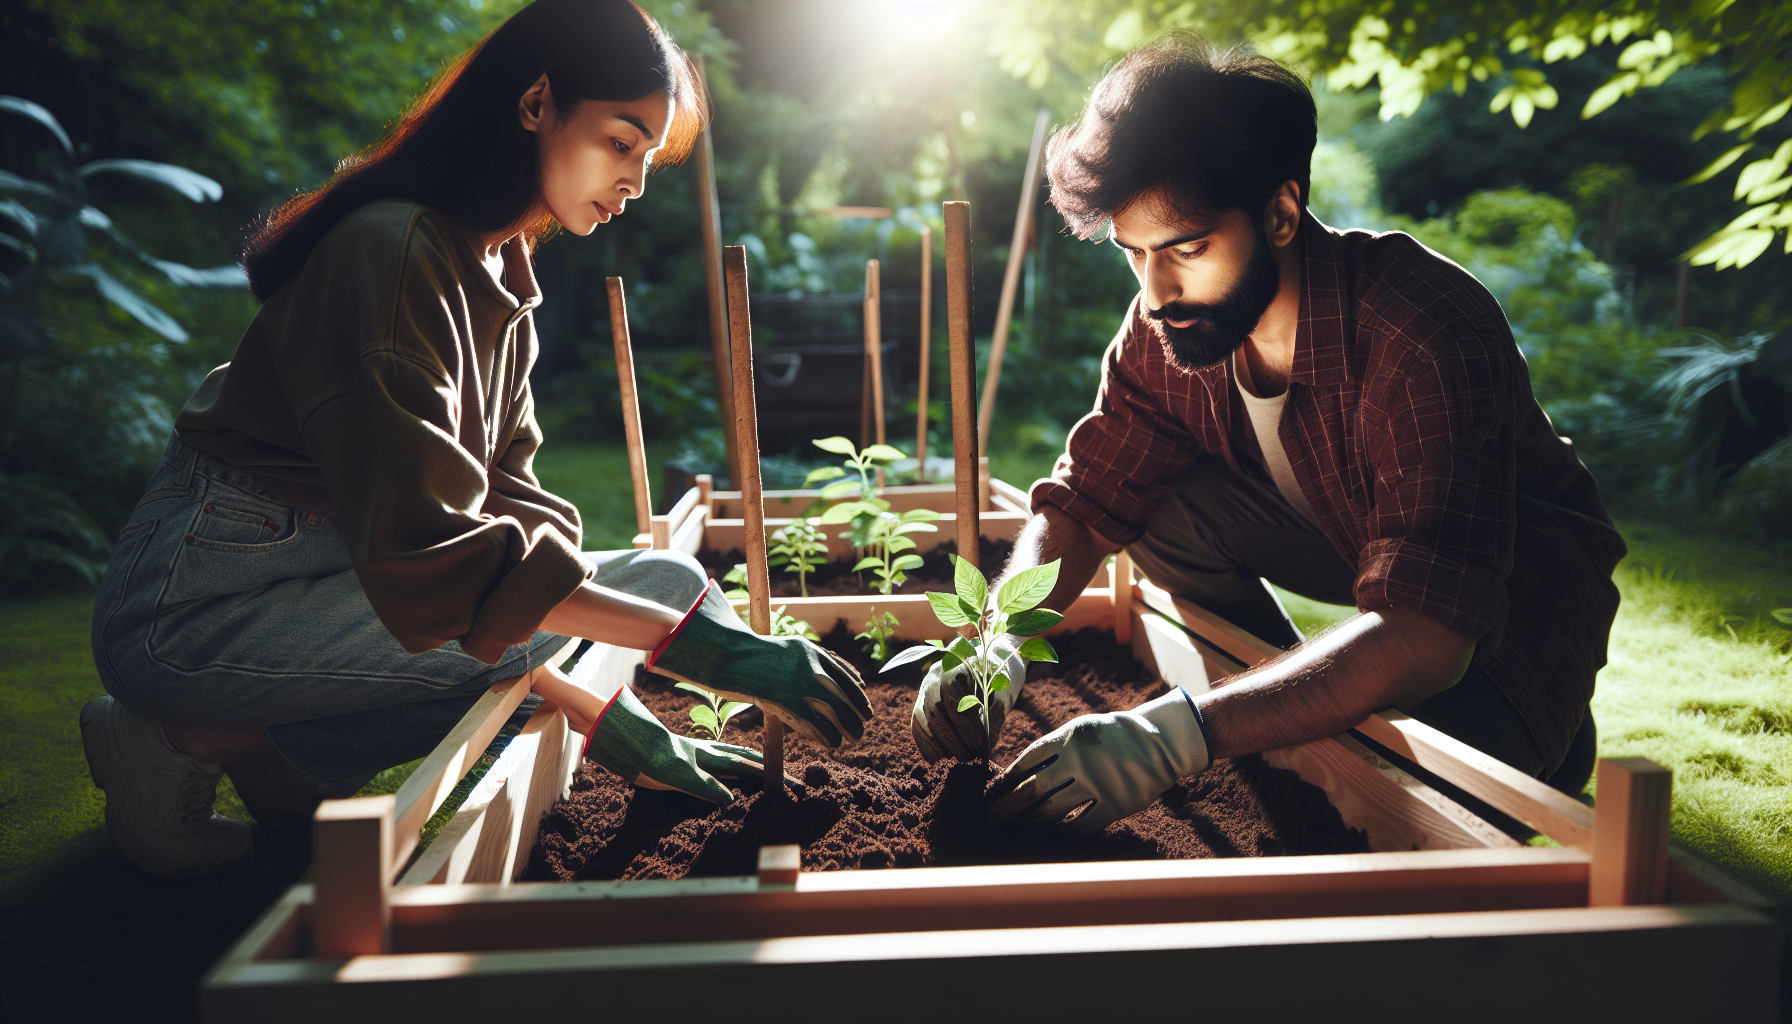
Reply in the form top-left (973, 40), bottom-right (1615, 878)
top-left (0, 0), bottom-right (1788, 1020)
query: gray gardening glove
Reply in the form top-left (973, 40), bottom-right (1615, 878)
top-left (987, 687), bottom-right (1211, 835)
top-left (911, 643), bottom-right (1027, 762)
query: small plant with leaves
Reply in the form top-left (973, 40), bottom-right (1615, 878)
top-left (770, 604), bottom-right (821, 642)
top-left (676, 682), bottom-right (749, 741)
top-left (768, 518), bottom-right (827, 597)
top-left (803, 436), bottom-right (939, 595)
top-left (857, 608), bottom-right (901, 662)
top-left (882, 555), bottom-right (1064, 756)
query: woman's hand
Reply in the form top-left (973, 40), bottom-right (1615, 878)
top-left (649, 582), bottom-right (874, 747)
top-left (581, 685), bottom-right (766, 804)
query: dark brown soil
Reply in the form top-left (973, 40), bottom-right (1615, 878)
top-left (699, 537), bottom-right (1016, 598)
top-left (524, 626), bottom-right (1368, 881)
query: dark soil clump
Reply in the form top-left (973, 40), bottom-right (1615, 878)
top-left (524, 627), bottom-right (1369, 881)
top-left (698, 538), bottom-right (1016, 598)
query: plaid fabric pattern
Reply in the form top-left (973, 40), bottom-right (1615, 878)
top-left (1031, 213), bottom-right (1626, 767)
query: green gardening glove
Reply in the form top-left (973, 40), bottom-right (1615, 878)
top-left (581, 685), bottom-right (766, 804)
top-left (649, 581), bottom-right (873, 747)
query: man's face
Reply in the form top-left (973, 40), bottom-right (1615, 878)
top-left (1110, 193), bottom-right (1281, 371)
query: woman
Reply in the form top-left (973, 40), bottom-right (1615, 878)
top-left (82, 0), bottom-right (871, 880)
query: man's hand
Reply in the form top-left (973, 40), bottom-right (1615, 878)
top-left (987, 687), bottom-right (1210, 834)
top-left (649, 582), bottom-right (873, 747)
top-left (911, 645), bottom-right (1027, 762)
top-left (582, 686), bottom-right (768, 804)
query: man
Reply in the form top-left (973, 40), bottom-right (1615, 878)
top-left (936, 33), bottom-right (1626, 834)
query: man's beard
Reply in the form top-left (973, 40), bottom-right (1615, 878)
top-left (1144, 225), bottom-right (1282, 372)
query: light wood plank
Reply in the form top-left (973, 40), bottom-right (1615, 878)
top-left (389, 675), bottom-right (533, 874)
top-left (606, 277), bottom-right (652, 538)
top-left (1263, 735), bottom-right (1515, 852)
top-left (649, 486), bottom-right (700, 550)
top-left (1353, 711), bottom-right (1597, 849)
top-left (1111, 550), bottom-right (1133, 643)
top-left (1135, 609), bottom-right (1209, 694)
top-left (1135, 577), bottom-right (1283, 669)
top-left (669, 504), bottom-right (707, 557)
top-left (1590, 757), bottom-right (1672, 906)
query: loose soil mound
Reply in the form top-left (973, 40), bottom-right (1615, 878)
top-left (698, 538), bottom-right (1016, 598)
top-left (524, 627), bottom-right (1369, 881)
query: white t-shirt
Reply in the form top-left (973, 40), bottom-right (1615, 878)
top-left (1234, 350), bottom-right (1321, 527)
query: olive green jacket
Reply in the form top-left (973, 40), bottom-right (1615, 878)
top-left (177, 200), bottom-right (588, 664)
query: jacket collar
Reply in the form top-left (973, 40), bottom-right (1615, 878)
top-left (1290, 211), bottom-right (1355, 388)
top-left (499, 235), bottom-right (542, 313)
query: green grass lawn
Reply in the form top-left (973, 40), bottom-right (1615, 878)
top-left (1, 439), bottom-right (1787, 1020)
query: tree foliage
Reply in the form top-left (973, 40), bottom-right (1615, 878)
top-left (983, 0), bottom-right (1792, 268)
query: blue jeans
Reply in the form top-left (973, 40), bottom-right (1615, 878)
top-left (91, 435), bottom-right (709, 796)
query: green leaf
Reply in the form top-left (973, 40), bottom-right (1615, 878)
top-left (818, 480), bottom-right (863, 501)
top-left (951, 553), bottom-right (987, 614)
top-left (900, 508), bottom-right (941, 522)
top-left (941, 650), bottom-right (964, 674)
top-left (718, 701), bottom-right (749, 722)
top-left (988, 672), bottom-right (1011, 695)
top-left (886, 535), bottom-right (917, 554)
top-left (803, 466), bottom-right (847, 486)
top-left (818, 499), bottom-right (877, 523)
top-left (997, 559), bottom-right (1061, 615)
top-left (851, 556), bottom-right (882, 572)
top-left (925, 638), bottom-right (947, 648)
top-left (675, 682), bottom-right (716, 704)
top-left (892, 554), bottom-right (924, 572)
top-left (955, 695), bottom-right (983, 713)
top-left (881, 644), bottom-right (944, 673)
top-left (926, 589), bottom-right (973, 627)
top-left (862, 444), bottom-right (906, 462)
top-left (813, 436), bottom-right (858, 456)
top-left (1004, 607), bottom-right (1065, 637)
top-left (1017, 637), bottom-right (1058, 663)
top-left (689, 705), bottom-right (719, 735)
top-left (892, 521), bottom-right (938, 536)
top-left (1772, 608), bottom-right (1792, 625)
top-left (723, 564), bottom-right (747, 584)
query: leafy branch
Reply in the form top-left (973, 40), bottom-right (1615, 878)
top-left (804, 436), bottom-right (938, 595)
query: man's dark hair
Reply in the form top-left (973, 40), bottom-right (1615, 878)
top-left (1047, 32), bottom-right (1316, 240)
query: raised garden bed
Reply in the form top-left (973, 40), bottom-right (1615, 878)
top-left (524, 625), bottom-right (1369, 882)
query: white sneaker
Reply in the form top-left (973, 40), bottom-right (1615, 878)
top-left (80, 696), bottom-right (253, 879)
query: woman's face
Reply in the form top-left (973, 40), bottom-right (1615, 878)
top-left (520, 77), bottom-right (673, 235)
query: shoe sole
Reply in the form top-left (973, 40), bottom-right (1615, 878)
top-left (80, 697), bottom-right (253, 881)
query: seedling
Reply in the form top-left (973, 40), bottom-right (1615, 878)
top-left (721, 563), bottom-right (749, 603)
top-left (676, 682), bottom-right (749, 741)
top-left (768, 518), bottom-right (826, 597)
top-left (804, 436), bottom-right (938, 595)
top-left (856, 608), bottom-right (900, 662)
top-left (770, 604), bottom-right (821, 642)
top-left (881, 555), bottom-right (1063, 755)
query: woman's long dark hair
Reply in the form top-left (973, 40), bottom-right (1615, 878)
top-left (242, 0), bottom-right (703, 301)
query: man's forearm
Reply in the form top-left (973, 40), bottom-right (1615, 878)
top-left (1192, 606), bottom-right (1475, 758)
top-left (997, 505), bottom-right (1120, 611)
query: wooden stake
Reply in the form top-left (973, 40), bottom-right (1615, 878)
top-left (1590, 757), bottom-right (1672, 906)
top-left (694, 57), bottom-right (739, 486)
top-left (607, 277), bottom-right (651, 535)
top-left (865, 259), bottom-right (885, 445)
top-left (915, 225), bottom-right (933, 483)
top-left (724, 245), bottom-right (781, 798)
top-left (977, 107), bottom-right (1051, 453)
top-left (1112, 549), bottom-right (1133, 644)
top-left (944, 201), bottom-right (979, 572)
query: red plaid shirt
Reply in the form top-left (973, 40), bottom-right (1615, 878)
top-left (1032, 213), bottom-right (1626, 765)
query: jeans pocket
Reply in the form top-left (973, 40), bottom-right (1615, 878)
top-left (183, 490), bottom-right (301, 552)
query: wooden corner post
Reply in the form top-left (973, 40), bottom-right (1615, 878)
top-left (724, 245), bottom-right (781, 798)
top-left (944, 201), bottom-right (978, 572)
top-left (608, 277), bottom-right (652, 537)
top-left (311, 795), bottom-right (394, 958)
top-left (1590, 757), bottom-right (1672, 906)
top-left (693, 56), bottom-right (739, 486)
top-left (915, 224), bottom-right (933, 482)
